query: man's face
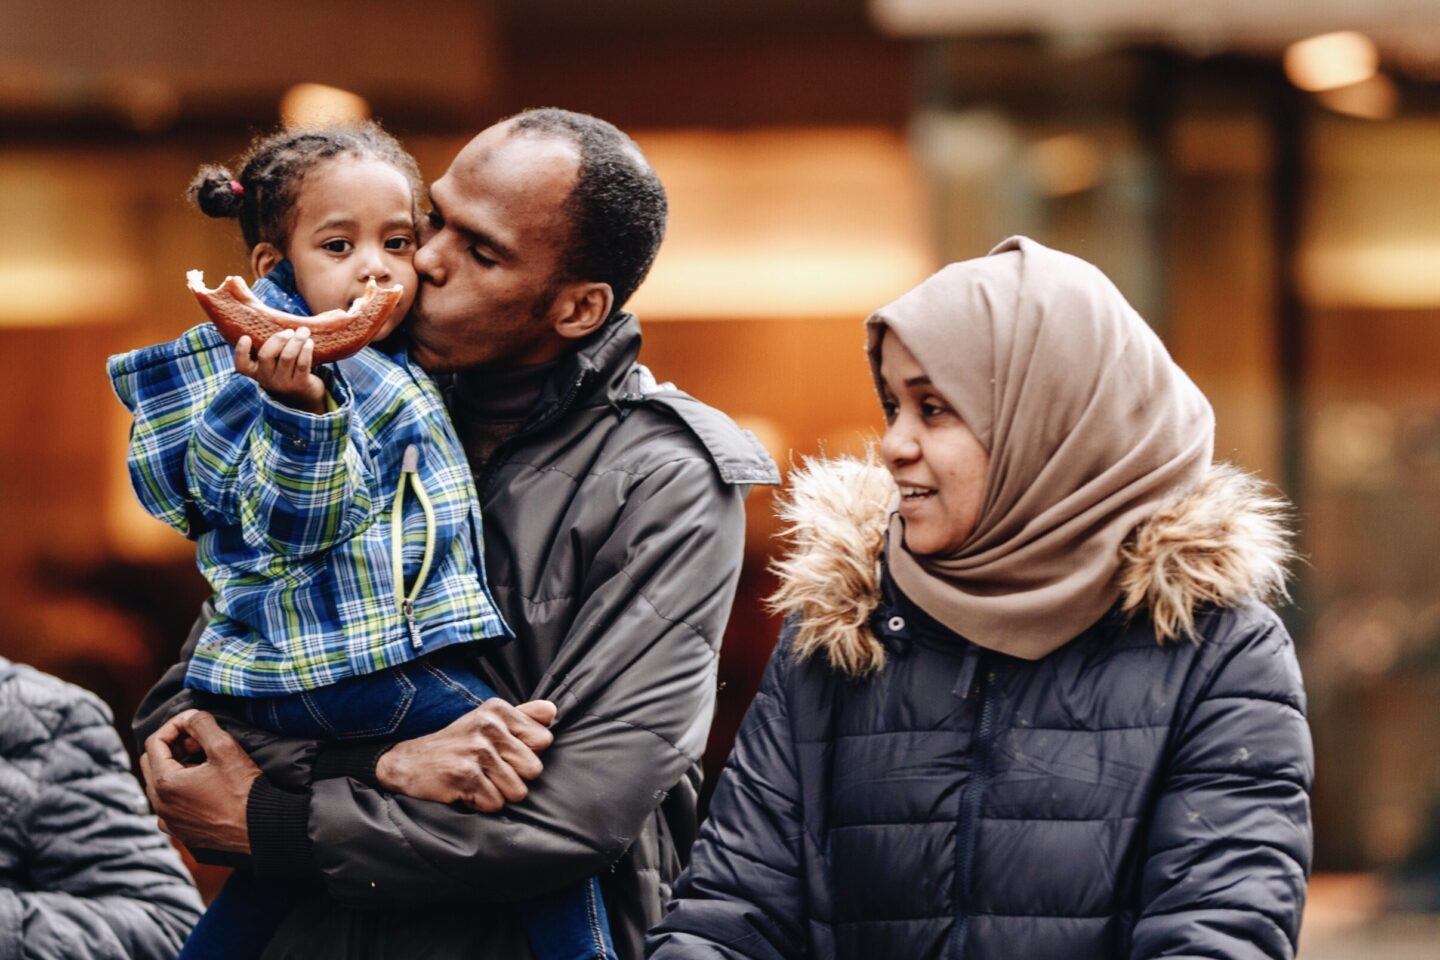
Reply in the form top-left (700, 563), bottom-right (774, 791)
top-left (408, 122), bottom-right (581, 373)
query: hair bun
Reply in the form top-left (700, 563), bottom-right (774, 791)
top-left (187, 164), bottom-right (244, 218)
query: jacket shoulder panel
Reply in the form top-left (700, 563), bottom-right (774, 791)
top-left (1190, 599), bottom-right (1306, 713)
top-left (618, 367), bottom-right (779, 486)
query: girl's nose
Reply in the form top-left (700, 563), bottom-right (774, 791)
top-left (359, 257), bottom-right (390, 284)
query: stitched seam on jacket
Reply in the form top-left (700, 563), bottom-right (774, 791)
top-left (827, 814), bottom-right (1146, 830)
top-left (705, 837), bottom-right (803, 879)
top-left (571, 665), bottom-right (719, 762)
top-left (1163, 770), bottom-right (1309, 789)
top-left (1135, 902), bottom-right (1295, 944)
top-left (379, 794), bottom-right (614, 890)
top-left (613, 566), bottom-right (713, 650)
top-left (833, 912), bottom-right (1118, 924)
top-left (594, 453), bottom-right (713, 483)
top-left (1199, 693), bottom-right (1305, 714)
top-left (1145, 836), bottom-right (1308, 872)
top-left (496, 452), bottom-right (709, 485)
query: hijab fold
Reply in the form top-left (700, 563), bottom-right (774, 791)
top-left (867, 236), bottom-right (1215, 660)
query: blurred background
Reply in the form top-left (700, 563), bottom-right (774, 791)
top-left (4, 1), bottom-right (1439, 954)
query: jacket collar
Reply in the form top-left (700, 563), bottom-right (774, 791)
top-left (441, 311), bottom-right (642, 435)
top-left (551, 311), bottom-right (644, 413)
top-left (769, 454), bottom-right (1294, 677)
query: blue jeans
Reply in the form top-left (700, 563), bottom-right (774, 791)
top-left (179, 648), bottom-right (617, 960)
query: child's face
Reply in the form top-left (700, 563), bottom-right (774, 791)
top-left (284, 158), bottom-right (419, 338)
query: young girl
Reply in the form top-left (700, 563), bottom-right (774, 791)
top-left (108, 123), bottom-right (616, 960)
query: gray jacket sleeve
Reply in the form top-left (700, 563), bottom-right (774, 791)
top-left (302, 454), bottom-right (746, 905)
top-left (1128, 612), bottom-right (1313, 960)
top-left (1, 678), bottom-right (203, 960)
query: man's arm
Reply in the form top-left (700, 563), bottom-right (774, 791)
top-left (278, 454), bottom-right (746, 905)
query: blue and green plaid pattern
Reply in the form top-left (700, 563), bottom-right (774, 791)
top-left (107, 288), bottom-right (509, 696)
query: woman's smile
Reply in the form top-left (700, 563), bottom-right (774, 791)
top-left (896, 483), bottom-right (938, 516)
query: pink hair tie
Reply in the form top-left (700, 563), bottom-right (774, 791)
top-left (228, 180), bottom-right (245, 197)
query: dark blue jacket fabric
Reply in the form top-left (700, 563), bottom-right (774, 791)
top-left (649, 461), bottom-right (1312, 960)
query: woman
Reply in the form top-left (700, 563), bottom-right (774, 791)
top-left (648, 237), bottom-right (1312, 959)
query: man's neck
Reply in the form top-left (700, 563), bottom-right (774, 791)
top-left (452, 356), bottom-right (566, 423)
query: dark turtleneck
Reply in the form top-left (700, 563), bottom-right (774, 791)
top-left (449, 357), bottom-right (565, 468)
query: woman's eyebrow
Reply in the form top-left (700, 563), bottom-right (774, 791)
top-left (904, 375), bottom-right (933, 388)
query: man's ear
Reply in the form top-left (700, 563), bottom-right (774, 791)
top-left (550, 282), bottom-right (614, 342)
top-left (249, 243), bottom-right (285, 280)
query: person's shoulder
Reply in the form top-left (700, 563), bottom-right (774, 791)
top-left (1194, 597), bottom-right (1289, 648)
top-left (0, 660), bottom-right (116, 768)
top-left (610, 364), bottom-right (780, 488)
top-left (107, 323), bottom-right (232, 412)
top-left (1188, 600), bottom-right (1305, 713)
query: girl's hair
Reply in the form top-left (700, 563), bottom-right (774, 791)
top-left (187, 120), bottom-right (423, 251)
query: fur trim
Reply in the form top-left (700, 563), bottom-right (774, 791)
top-left (768, 455), bottom-right (1294, 676)
top-left (766, 451), bottom-right (893, 675)
top-left (1117, 463), bottom-right (1293, 642)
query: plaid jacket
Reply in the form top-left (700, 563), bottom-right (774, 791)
top-left (107, 278), bottom-right (509, 696)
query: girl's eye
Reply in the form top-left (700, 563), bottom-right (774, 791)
top-left (921, 401), bottom-right (948, 420)
top-left (880, 401), bottom-right (898, 423)
top-left (386, 236), bottom-right (414, 251)
top-left (323, 239), bottom-right (353, 254)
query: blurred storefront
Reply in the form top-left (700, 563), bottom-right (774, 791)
top-left (3, 0), bottom-right (1439, 946)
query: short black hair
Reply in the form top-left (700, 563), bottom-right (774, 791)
top-left (507, 108), bottom-right (667, 315)
top-left (187, 120), bottom-right (422, 251)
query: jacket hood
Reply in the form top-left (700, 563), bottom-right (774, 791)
top-left (768, 454), bottom-right (1293, 676)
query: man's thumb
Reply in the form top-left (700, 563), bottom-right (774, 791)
top-left (182, 711), bottom-right (238, 758)
top-left (517, 700), bottom-right (558, 726)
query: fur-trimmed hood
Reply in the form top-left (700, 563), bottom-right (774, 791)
top-left (767, 455), bottom-right (1294, 677)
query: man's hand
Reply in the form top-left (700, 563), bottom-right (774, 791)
top-left (377, 699), bottom-right (557, 812)
top-left (140, 709), bottom-right (262, 854)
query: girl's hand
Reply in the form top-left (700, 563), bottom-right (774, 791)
top-left (235, 328), bottom-right (326, 414)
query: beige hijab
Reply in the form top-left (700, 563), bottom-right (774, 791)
top-left (867, 236), bottom-right (1215, 659)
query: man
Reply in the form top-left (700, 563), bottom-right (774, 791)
top-left (134, 108), bottom-right (779, 959)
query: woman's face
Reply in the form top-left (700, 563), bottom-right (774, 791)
top-left (878, 331), bottom-right (990, 556)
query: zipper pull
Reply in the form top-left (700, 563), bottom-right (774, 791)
top-left (402, 599), bottom-right (423, 650)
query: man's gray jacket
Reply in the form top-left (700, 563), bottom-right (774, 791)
top-left (132, 313), bottom-right (779, 959)
top-left (2, 658), bottom-right (202, 959)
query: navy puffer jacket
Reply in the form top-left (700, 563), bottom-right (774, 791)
top-left (649, 458), bottom-right (1312, 960)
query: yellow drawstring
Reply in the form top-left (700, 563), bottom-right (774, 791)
top-left (391, 443), bottom-right (437, 650)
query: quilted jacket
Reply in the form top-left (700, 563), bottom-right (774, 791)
top-left (649, 457), bottom-right (1313, 960)
top-left (0, 658), bottom-right (202, 959)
